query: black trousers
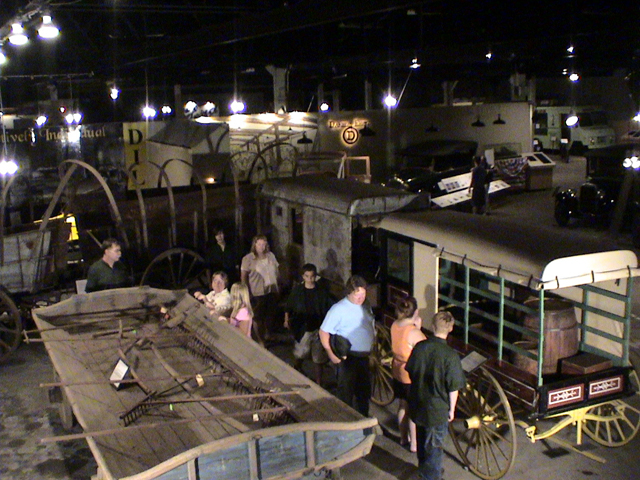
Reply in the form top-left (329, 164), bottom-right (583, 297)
top-left (336, 354), bottom-right (371, 417)
top-left (252, 292), bottom-right (278, 341)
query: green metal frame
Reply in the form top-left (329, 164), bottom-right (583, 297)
top-left (437, 258), bottom-right (633, 387)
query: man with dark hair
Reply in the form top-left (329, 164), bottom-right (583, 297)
top-left (319, 275), bottom-right (374, 416)
top-left (406, 311), bottom-right (466, 480)
top-left (205, 226), bottom-right (238, 283)
top-left (85, 239), bottom-right (130, 293)
top-left (284, 263), bottom-right (335, 386)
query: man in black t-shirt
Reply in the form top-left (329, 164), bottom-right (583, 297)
top-left (406, 311), bottom-right (466, 480)
top-left (284, 263), bottom-right (335, 386)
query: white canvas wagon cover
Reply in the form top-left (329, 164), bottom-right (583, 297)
top-left (378, 210), bottom-right (640, 290)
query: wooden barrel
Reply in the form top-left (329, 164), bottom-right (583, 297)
top-left (523, 299), bottom-right (579, 374)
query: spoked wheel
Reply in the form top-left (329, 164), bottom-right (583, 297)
top-left (369, 322), bottom-right (395, 406)
top-left (140, 248), bottom-right (208, 290)
top-left (0, 289), bottom-right (21, 363)
top-left (583, 400), bottom-right (640, 447)
top-left (449, 366), bottom-right (517, 480)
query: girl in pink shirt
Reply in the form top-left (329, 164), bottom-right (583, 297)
top-left (220, 282), bottom-right (254, 338)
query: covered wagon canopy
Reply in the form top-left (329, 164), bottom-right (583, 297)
top-left (258, 175), bottom-right (418, 216)
top-left (378, 210), bottom-right (640, 290)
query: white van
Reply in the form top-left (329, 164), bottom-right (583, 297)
top-left (533, 105), bottom-right (615, 153)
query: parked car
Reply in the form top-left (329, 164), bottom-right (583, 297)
top-left (383, 140), bottom-right (477, 206)
top-left (554, 144), bottom-right (640, 241)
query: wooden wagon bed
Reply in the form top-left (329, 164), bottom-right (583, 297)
top-left (32, 287), bottom-right (378, 480)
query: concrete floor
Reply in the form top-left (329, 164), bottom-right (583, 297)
top-left (3, 155), bottom-right (640, 480)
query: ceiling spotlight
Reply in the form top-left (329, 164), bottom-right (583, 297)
top-left (471, 116), bottom-right (485, 127)
top-left (230, 99), bottom-right (246, 114)
top-left (566, 113), bottom-right (579, 127)
top-left (359, 122), bottom-right (376, 137)
top-left (297, 131), bottom-right (313, 144)
top-left (319, 102), bottom-right (330, 112)
top-left (202, 101), bottom-right (216, 115)
top-left (73, 112), bottom-right (82, 123)
top-left (485, 51), bottom-right (492, 60)
top-left (9, 24), bottom-right (28, 46)
top-left (38, 15), bottom-right (60, 39)
top-left (567, 45), bottom-right (575, 54)
top-left (64, 113), bottom-right (74, 124)
top-left (0, 49), bottom-right (6, 65)
top-left (633, 112), bottom-right (640, 122)
top-left (568, 72), bottom-right (580, 82)
top-left (493, 114), bottom-right (506, 125)
top-left (409, 57), bottom-right (421, 69)
top-left (184, 101), bottom-right (198, 114)
top-left (110, 87), bottom-right (119, 100)
top-left (35, 115), bottom-right (47, 126)
top-left (142, 106), bottom-right (157, 119)
top-left (384, 94), bottom-right (398, 108)
top-left (161, 105), bottom-right (172, 115)
top-left (0, 159), bottom-right (19, 176)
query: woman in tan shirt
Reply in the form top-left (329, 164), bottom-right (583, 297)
top-left (391, 296), bottom-right (427, 452)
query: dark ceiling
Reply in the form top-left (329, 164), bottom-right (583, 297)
top-left (1, 0), bottom-right (639, 122)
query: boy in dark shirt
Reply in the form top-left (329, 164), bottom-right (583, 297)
top-left (284, 263), bottom-right (334, 386)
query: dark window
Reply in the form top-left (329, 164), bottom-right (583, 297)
top-left (292, 207), bottom-right (303, 245)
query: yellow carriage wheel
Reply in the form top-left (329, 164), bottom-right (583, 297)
top-left (449, 366), bottom-right (517, 480)
top-left (583, 400), bottom-right (640, 447)
top-left (369, 323), bottom-right (395, 406)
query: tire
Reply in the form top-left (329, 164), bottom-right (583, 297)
top-left (554, 202), bottom-right (571, 227)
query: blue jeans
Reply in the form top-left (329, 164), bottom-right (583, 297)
top-left (416, 423), bottom-right (448, 480)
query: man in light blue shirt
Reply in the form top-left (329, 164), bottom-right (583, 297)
top-left (320, 275), bottom-right (374, 416)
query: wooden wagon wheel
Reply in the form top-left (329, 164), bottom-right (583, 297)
top-left (449, 366), bottom-right (517, 480)
top-left (139, 248), bottom-right (208, 290)
top-left (582, 400), bottom-right (640, 447)
top-left (0, 289), bottom-right (21, 363)
top-left (369, 322), bottom-right (395, 406)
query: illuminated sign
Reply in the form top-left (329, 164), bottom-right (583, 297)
top-left (328, 118), bottom-right (371, 146)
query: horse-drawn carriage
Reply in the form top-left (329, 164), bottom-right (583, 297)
top-left (259, 175), bottom-right (640, 479)
top-left (373, 210), bottom-right (640, 479)
top-left (0, 156), bottom-right (258, 363)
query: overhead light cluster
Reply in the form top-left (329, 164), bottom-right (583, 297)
top-left (0, 10), bottom-right (60, 65)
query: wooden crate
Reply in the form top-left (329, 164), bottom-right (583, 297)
top-left (560, 352), bottom-right (612, 375)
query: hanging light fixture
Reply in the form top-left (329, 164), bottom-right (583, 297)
top-left (359, 122), bottom-right (376, 137)
top-left (493, 114), bottom-right (506, 125)
top-left (383, 94), bottom-right (398, 108)
top-left (230, 99), bottom-right (246, 114)
top-left (297, 131), bottom-right (313, 144)
top-left (38, 15), bottom-right (60, 39)
top-left (471, 116), bottom-right (485, 127)
top-left (9, 23), bottom-right (28, 46)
